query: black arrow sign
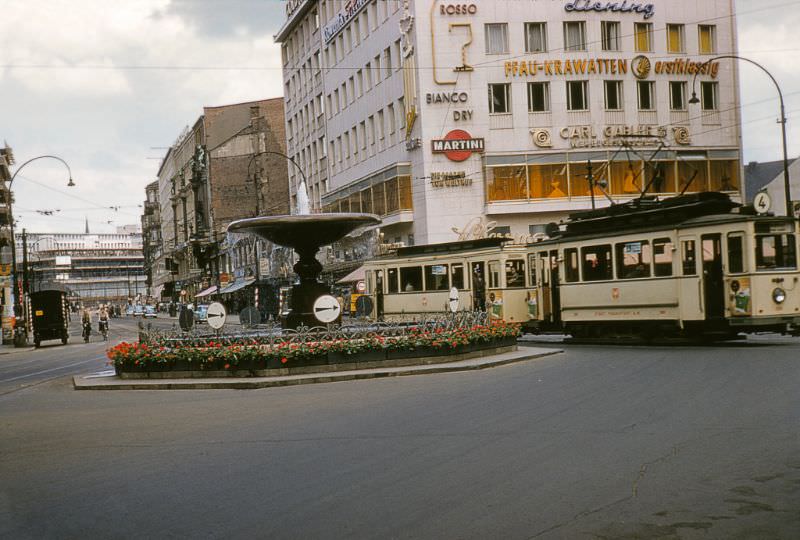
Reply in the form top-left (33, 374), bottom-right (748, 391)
top-left (315, 306), bottom-right (338, 312)
top-left (208, 313), bottom-right (223, 318)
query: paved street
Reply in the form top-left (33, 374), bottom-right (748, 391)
top-left (1, 331), bottom-right (799, 539)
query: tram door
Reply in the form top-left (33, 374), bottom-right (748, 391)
top-left (471, 262), bottom-right (487, 311)
top-left (701, 234), bottom-right (725, 319)
top-left (538, 250), bottom-right (561, 325)
top-left (549, 250), bottom-right (562, 324)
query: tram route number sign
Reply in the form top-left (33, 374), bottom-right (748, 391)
top-left (448, 287), bottom-right (460, 313)
top-left (754, 192), bottom-right (771, 215)
top-left (206, 302), bottom-right (227, 330)
top-left (313, 295), bottom-right (341, 324)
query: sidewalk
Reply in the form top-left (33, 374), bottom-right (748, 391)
top-left (0, 343), bottom-right (36, 355)
top-left (73, 346), bottom-right (562, 391)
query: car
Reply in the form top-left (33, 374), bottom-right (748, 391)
top-left (194, 304), bottom-right (209, 324)
top-left (133, 305), bottom-right (145, 317)
top-left (143, 305), bottom-right (157, 318)
top-left (125, 305), bottom-right (135, 316)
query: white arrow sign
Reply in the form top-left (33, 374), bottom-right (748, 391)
top-left (449, 287), bottom-right (460, 313)
top-left (206, 302), bottom-right (227, 330)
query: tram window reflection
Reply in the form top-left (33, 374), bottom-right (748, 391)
top-left (756, 235), bottom-right (797, 270)
top-left (488, 261), bottom-right (501, 288)
top-left (581, 245), bottom-right (613, 281)
top-left (424, 265), bottom-right (450, 291)
top-left (564, 248), bottom-right (580, 282)
top-left (528, 255), bottom-right (537, 285)
top-left (387, 268), bottom-right (399, 293)
top-left (451, 264), bottom-right (466, 290)
top-left (653, 238), bottom-right (674, 277)
top-left (682, 240), bottom-right (697, 275)
top-left (616, 241), bottom-right (651, 279)
top-left (506, 260), bottom-right (526, 288)
top-left (727, 235), bottom-right (744, 274)
top-left (400, 267), bottom-right (423, 292)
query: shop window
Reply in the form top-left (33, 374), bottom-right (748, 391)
top-left (666, 24), bottom-right (685, 53)
top-left (372, 181), bottom-right (387, 216)
top-left (506, 260), bottom-right (526, 288)
top-left (653, 238), bottom-right (674, 276)
top-left (424, 264), bottom-right (449, 291)
top-left (398, 175), bottom-right (413, 210)
top-left (616, 241), bottom-right (652, 279)
top-left (581, 245), bottom-right (613, 282)
top-left (678, 161), bottom-right (709, 193)
top-left (528, 163), bottom-right (568, 199)
top-left (566, 81), bottom-right (588, 111)
top-left (728, 235), bottom-right (744, 274)
top-left (564, 248), bottom-right (580, 283)
top-left (609, 161), bottom-right (644, 195)
top-left (682, 240), bottom-right (697, 275)
top-left (601, 21), bottom-right (620, 51)
top-left (488, 166), bottom-right (528, 201)
top-left (709, 160), bottom-right (739, 192)
top-left (485, 23), bottom-right (509, 54)
top-left (451, 264), bottom-right (465, 290)
top-left (400, 266), bottom-right (423, 292)
top-left (525, 22), bottom-right (547, 53)
top-left (387, 267), bottom-right (399, 293)
top-left (527, 82), bottom-right (550, 112)
top-left (643, 161), bottom-right (677, 194)
top-left (385, 176), bottom-right (400, 213)
top-left (634, 22), bottom-right (652, 52)
top-left (488, 261), bottom-right (501, 288)
top-left (756, 235), bottom-right (797, 270)
top-left (569, 161), bottom-right (608, 198)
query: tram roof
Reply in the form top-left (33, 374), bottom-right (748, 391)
top-left (384, 237), bottom-right (510, 259)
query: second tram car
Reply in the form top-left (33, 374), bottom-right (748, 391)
top-left (363, 193), bottom-right (800, 340)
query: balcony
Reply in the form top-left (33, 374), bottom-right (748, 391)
top-left (489, 113), bottom-right (513, 130)
top-left (637, 110), bottom-right (659, 125)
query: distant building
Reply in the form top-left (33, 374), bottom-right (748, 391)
top-left (743, 158), bottom-right (798, 204)
top-left (0, 145), bottom-right (13, 342)
top-left (748, 158), bottom-right (800, 216)
top-left (141, 181), bottom-right (162, 298)
top-left (17, 231), bottom-right (145, 305)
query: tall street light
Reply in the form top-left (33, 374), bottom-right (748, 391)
top-left (7, 155), bottom-right (75, 345)
top-left (688, 55), bottom-right (791, 216)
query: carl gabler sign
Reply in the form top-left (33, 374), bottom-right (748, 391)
top-left (432, 130), bottom-right (485, 162)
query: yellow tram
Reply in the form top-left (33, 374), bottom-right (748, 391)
top-left (364, 193), bottom-right (800, 340)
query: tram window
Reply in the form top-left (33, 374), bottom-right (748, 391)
top-left (756, 234), bottom-right (797, 270)
top-left (682, 240), bottom-right (697, 275)
top-left (727, 235), bottom-right (744, 274)
top-left (581, 245), bottom-right (612, 282)
top-left (488, 261), bottom-right (501, 288)
top-left (387, 268), bottom-right (399, 293)
top-left (616, 241), bottom-right (651, 279)
top-left (400, 267), bottom-right (423, 292)
top-left (451, 264), bottom-right (465, 290)
top-left (528, 255), bottom-right (537, 285)
top-left (424, 264), bottom-right (450, 291)
top-left (540, 255), bottom-right (549, 285)
top-left (653, 238), bottom-right (674, 277)
top-left (564, 248), bottom-right (580, 283)
top-left (506, 260), bottom-right (526, 288)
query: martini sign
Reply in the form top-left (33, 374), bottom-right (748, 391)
top-left (432, 130), bottom-right (485, 162)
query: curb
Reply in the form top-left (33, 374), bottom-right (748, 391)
top-left (73, 349), bottom-right (562, 391)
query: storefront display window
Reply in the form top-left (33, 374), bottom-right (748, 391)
top-left (487, 166), bottom-right (528, 201)
top-left (678, 161), bottom-right (709, 193)
top-left (569, 161), bottom-right (608, 197)
top-left (529, 163), bottom-right (568, 199)
top-left (709, 160), bottom-right (739, 192)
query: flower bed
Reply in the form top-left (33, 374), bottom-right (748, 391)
top-left (108, 321), bottom-right (521, 374)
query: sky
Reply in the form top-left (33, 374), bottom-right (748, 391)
top-left (2, 0), bottom-right (799, 234)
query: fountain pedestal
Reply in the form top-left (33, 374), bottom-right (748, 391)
top-left (227, 213), bottom-right (381, 329)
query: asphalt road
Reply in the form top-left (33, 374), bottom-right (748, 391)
top-left (1, 332), bottom-right (799, 539)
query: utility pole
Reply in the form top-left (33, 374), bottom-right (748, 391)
top-left (21, 229), bottom-right (29, 296)
top-left (587, 160), bottom-right (596, 210)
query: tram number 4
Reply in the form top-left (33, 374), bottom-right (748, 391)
top-left (754, 192), bottom-right (772, 214)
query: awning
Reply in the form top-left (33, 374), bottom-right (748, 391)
top-left (336, 266), bottom-right (365, 284)
top-left (194, 285), bottom-right (218, 298)
top-left (219, 278), bottom-right (256, 295)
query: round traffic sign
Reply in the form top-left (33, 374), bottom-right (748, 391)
top-left (355, 295), bottom-right (374, 317)
top-left (206, 302), bottom-right (227, 330)
top-left (313, 295), bottom-right (341, 324)
top-left (356, 280), bottom-right (366, 293)
top-left (448, 287), bottom-right (460, 313)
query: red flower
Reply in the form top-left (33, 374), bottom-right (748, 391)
top-left (281, 357), bottom-right (288, 364)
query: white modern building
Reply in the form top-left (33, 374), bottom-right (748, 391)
top-left (277, 0), bottom-right (742, 245)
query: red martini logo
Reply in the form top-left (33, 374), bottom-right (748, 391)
top-left (431, 130), bottom-right (485, 162)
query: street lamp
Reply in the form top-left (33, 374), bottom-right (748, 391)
top-left (7, 155), bottom-right (75, 345)
top-left (688, 55), bottom-right (791, 216)
top-left (247, 149), bottom-right (310, 216)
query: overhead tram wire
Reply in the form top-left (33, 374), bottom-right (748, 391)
top-left (13, 173), bottom-right (141, 218)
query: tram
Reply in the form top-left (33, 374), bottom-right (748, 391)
top-left (363, 192), bottom-right (800, 340)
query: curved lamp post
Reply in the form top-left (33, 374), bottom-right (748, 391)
top-left (7, 155), bottom-right (74, 344)
top-left (688, 55), bottom-right (791, 216)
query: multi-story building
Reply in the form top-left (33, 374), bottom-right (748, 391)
top-left (18, 230), bottom-right (145, 305)
top-left (0, 146), bottom-right (14, 342)
top-left (152, 98), bottom-right (290, 304)
top-left (141, 181), bottom-right (163, 299)
top-left (277, 0), bottom-right (742, 245)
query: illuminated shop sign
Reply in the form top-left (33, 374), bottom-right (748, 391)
top-left (432, 130), bottom-right (485, 162)
top-left (505, 57), bottom-right (719, 78)
top-left (565, 0), bottom-right (655, 19)
top-left (431, 171), bottom-right (473, 188)
top-left (323, 0), bottom-right (369, 43)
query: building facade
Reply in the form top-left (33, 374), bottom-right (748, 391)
top-left (18, 230), bottom-right (146, 305)
top-left (0, 146), bottom-right (14, 342)
top-left (141, 180), bottom-right (163, 299)
top-left (277, 0), bottom-right (742, 245)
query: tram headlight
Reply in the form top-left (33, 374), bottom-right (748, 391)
top-left (772, 287), bottom-right (787, 304)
